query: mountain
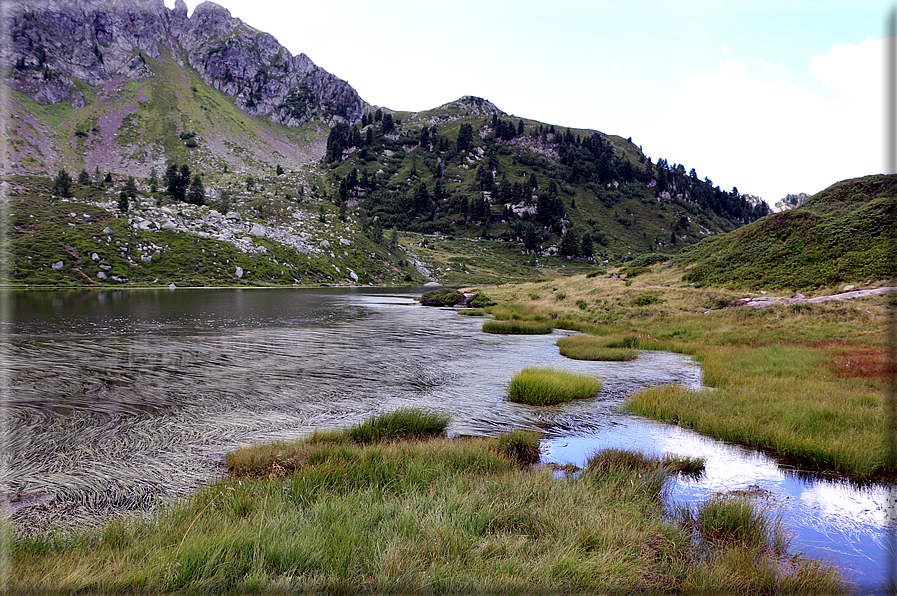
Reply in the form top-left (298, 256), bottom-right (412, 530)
top-left (674, 174), bottom-right (897, 290)
top-left (5, 0), bottom-right (367, 177)
top-left (3, 0), bottom-right (773, 287)
top-left (320, 97), bottom-right (770, 262)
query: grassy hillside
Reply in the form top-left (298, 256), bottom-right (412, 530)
top-left (675, 174), bottom-right (897, 290)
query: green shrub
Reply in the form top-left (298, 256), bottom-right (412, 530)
top-left (348, 408), bottom-right (449, 444)
top-left (482, 320), bottom-right (554, 334)
top-left (468, 292), bottom-right (496, 308)
top-left (625, 252), bottom-right (670, 268)
top-left (497, 429), bottom-right (541, 465)
top-left (507, 366), bottom-right (601, 405)
top-left (420, 288), bottom-right (464, 306)
top-left (630, 292), bottom-right (662, 307)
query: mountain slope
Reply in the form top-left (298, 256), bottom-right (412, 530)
top-left (3, 0), bottom-right (366, 178)
top-left (675, 174), bottom-right (897, 290)
top-left (3, 1), bottom-right (780, 287)
top-left (322, 97), bottom-right (769, 261)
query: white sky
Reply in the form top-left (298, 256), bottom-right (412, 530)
top-left (166, 0), bottom-right (891, 204)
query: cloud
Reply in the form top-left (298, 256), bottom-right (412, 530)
top-left (756, 58), bottom-right (787, 74)
top-left (642, 45), bottom-right (881, 202)
top-left (809, 37), bottom-right (881, 103)
top-left (612, 61), bottom-right (621, 71)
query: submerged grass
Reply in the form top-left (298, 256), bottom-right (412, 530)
top-left (13, 428), bottom-right (845, 594)
top-left (507, 366), bottom-right (601, 406)
top-left (557, 334), bottom-right (639, 361)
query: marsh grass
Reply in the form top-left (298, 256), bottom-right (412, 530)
top-left (508, 367), bottom-right (601, 406)
top-left (347, 408), bottom-right (449, 444)
top-left (482, 319), bottom-right (554, 334)
top-left (13, 438), bottom-right (844, 594)
top-left (457, 308), bottom-right (485, 316)
top-left (557, 335), bottom-right (639, 361)
top-left (661, 454), bottom-right (707, 476)
top-left (472, 273), bottom-right (890, 477)
top-left (496, 429), bottom-right (541, 465)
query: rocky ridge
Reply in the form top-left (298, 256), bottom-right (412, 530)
top-left (5, 0), bottom-right (369, 126)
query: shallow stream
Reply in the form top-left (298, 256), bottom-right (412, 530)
top-left (3, 288), bottom-right (894, 591)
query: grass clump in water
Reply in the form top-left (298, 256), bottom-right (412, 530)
top-left (661, 453), bottom-right (707, 476)
top-left (420, 288), bottom-right (464, 306)
top-left (507, 366), bottom-right (601, 405)
top-left (497, 429), bottom-right (541, 465)
top-left (482, 319), bottom-right (554, 334)
top-left (557, 335), bottom-right (639, 361)
top-left (347, 408), bottom-right (449, 444)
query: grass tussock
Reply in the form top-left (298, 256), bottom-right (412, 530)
top-left (347, 408), bottom-right (449, 444)
top-left (508, 366), bottom-right (602, 406)
top-left (228, 409), bottom-right (448, 477)
top-left (497, 429), bottom-right (541, 465)
top-left (13, 440), bottom-right (845, 594)
top-left (662, 453), bottom-right (707, 476)
top-left (482, 319), bottom-right (554, 334)
top-left (557, 335), bottom-right (640, 361)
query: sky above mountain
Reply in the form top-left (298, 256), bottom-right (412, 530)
top-left (167, 0), bottom-right (887, 205)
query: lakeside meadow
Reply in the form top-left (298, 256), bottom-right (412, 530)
top-left (469, 266), bottom-right (892, 479)
top-left (11, 410), bottom-right (846, 594)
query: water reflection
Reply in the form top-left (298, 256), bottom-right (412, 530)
top-left (4, 288), bottom-right (894, 591)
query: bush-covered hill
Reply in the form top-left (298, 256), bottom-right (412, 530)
top-left (322, 96), bottom-right (769, 263)
top-left (675, 174), bottom-right (897, 290)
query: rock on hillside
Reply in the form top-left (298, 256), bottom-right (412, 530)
top-left (4, 0), bottom-right (369, 125)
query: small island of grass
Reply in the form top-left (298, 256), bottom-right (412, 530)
top-left (557, 334), bottom-right (640, 361)
top-left (507, 366), bottom-right (602, 405)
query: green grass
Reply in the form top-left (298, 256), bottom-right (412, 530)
top-left (482, 319), bottom-right (554, 334)
top-left (507, 366), bottom-right (602, 406)
top-left (12, 436), bottom-right (844, 594)
top-left (557, 335), bottom-right (639, 361)
top-left (346, 408), bottom-right (449, 444)
top-left (677, 174), bottom-right (897, 290)
top-left (476, 272), bottom-right (890, 478)
top-left (661, 454), bottom-right (707, 476)
top-left (496, 429), bottom-right (541, 465)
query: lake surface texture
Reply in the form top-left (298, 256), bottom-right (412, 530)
top-left (4, 288), bottom-right (894, 591)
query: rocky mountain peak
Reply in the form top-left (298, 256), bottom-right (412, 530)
top-left (5, 0), bottom-right (369, 126)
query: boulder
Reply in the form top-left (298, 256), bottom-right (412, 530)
top-left (51, 261), bottom-right (64, 270)
top-left (235, 266), bottom-right (244, 278)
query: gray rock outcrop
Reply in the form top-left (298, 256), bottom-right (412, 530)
top-left (4, 0), bottom-right (369, 125)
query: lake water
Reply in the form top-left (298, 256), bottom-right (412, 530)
top-left (3, 287), bottom-right (894, 591)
